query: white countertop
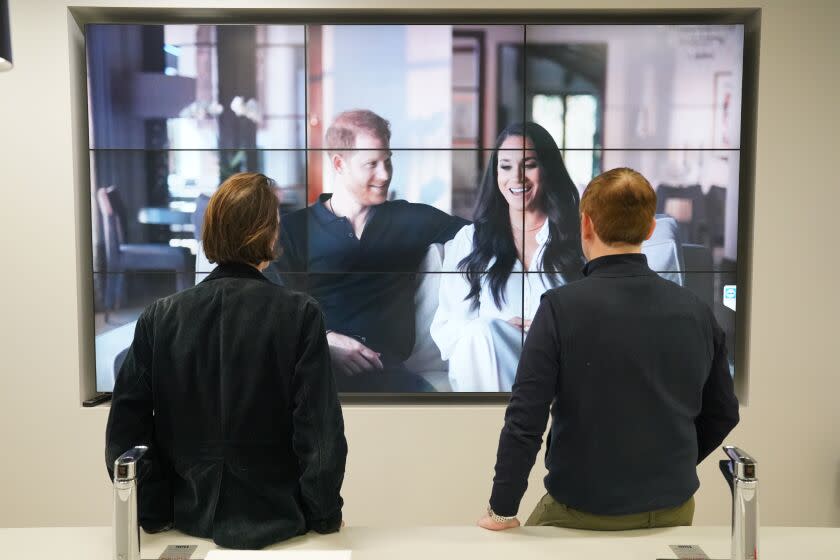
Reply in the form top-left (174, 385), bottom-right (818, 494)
top-left (0, 525), bottom-right (837, 559)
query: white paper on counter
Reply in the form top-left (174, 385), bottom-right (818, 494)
top-left (206, 551), bottom-right (351, 560)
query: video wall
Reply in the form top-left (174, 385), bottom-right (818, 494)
top-left (88, 22), bottom-right (744, 394)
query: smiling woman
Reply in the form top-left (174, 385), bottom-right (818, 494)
top-left (430, 121), bottom-right (585, 392)
top-left (457, 121), bottom-right (584, 304)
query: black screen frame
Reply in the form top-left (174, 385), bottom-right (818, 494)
top-left (72, 7), bottom-right (760, 405)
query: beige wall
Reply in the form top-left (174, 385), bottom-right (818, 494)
top-left (0, 0), bottom-right (838, 529)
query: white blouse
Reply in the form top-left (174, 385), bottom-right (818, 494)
top-left (430, 221), bottom-right (564, 361)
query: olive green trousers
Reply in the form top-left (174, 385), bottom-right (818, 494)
top-left (525, 493), bottom-right (695, 530)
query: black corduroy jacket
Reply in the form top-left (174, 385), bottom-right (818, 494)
top-left (105, 262), bottom-right (347, 549)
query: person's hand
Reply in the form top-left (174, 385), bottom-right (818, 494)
top-left (478, 514), bottom-right (520, 531)
top-left (506, 317), bottom-right (532, 332)
top-left (326, 332), bottom-right (384, 376)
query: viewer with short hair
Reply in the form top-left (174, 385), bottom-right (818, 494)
top-left (479, 167), bottom-right (739, 531)
top-left (106, 172), bottom-right (347, 549)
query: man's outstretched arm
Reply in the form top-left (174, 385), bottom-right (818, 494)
top-left (482, 297), bottom-right (561, 529)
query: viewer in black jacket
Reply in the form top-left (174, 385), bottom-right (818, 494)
top-left (479, 167), bottom-right (739, 531)
top-left (105, 172), bottom-right (347, 549)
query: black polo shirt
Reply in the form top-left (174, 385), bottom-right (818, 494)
top-left (489, 253), bottom-right (739, 517)
top-left (265, 194), bottom-right (468, 362)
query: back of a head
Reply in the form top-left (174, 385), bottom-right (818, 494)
top-left (580, 167), bottom-right (656, 245)
top-left (202, 172), bottom-right (280, 267)
top-left (324, 109), bottom-right (391, 155)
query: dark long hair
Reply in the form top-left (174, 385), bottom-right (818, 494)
top-left (458, 122), bottom-right (585, 309)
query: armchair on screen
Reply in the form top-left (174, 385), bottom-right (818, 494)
top-left (656, 183), bottom-right (708, 245)
top-left (96, 185), bottom-right (193, 314)
top-left (642, 213), bottom-right (714, 306)
top-left (705, 185), bottom-right (727, 249)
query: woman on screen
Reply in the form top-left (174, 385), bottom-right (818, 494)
top-left (431, 122), bottom-right (584, 392)
top-left (105, 173), bottom-right (347, 549)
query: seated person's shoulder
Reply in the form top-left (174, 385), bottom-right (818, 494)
top-left (453, 222), bottom-right (475, 241)
top-left (441, 222), bottom-right (475, 253)
top-left (388, 199), bottom-right (431, 214)
top-left (389, 199), bottom-right (463, 221)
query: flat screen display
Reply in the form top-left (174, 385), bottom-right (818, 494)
top-left (87, 22), bottom-right (744, 394)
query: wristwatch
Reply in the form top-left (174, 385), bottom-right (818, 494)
top-left (487, 505), bottom-right (517, 523)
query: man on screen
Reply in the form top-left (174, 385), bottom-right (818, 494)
top-left (478, 167), bottom-right (739, 531)
top-left (266, 109), bottom-right (467, 392)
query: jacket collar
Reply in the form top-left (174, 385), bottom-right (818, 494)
top-left (201, 262), bottom-right (271, 284)
top-left (582, 252), bottom-right (655, 278)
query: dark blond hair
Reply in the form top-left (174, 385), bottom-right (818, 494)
top-left (325, 109), bottom-right (391, 155)
top-left (580, 167), bottom-right (657, 245)
top-left (202, 172), bottom-right (279, 266)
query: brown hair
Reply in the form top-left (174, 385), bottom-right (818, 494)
top-left (202, 172), bottom-right (280, 266)
top-left (325, 109), bottom-right (391, 155)
top-left (580, 167), bottom-right (657, 245)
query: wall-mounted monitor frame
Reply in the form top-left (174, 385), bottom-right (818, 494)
top-left (68, 8), bottom-right (760, 405)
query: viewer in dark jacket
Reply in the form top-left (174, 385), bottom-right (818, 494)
top-left (106, 172), bottom-right (347, 549)
top-left (479, 167), bottom-right (739, 531)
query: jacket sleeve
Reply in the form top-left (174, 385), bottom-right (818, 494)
top-left (695, 316), bottom-right (740, 462)
top-left (291, 300), bottom-right (348, 533)
top-left (489, 296), bottom-right (561, 516)
top-left (105, 306), bottom-right (173, 531)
